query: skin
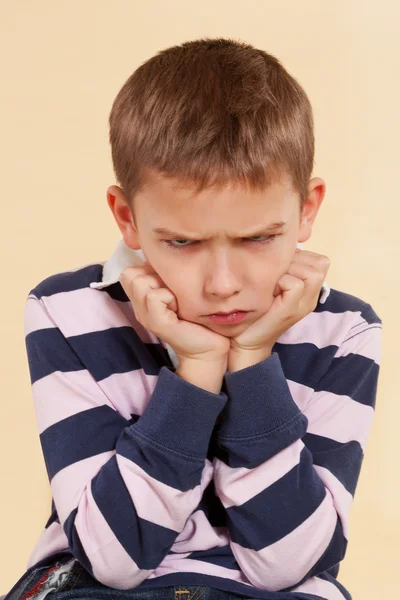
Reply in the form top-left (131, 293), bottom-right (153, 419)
top-left (106, 171), bottom-right (325, 338)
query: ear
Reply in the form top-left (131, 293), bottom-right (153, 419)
top-left (106, 185), bottom-right (141, 250)
top-left (297, 177), bottom-right (326, 244)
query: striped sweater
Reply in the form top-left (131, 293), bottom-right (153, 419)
top-left (22, 238), bottom-right (382, 600)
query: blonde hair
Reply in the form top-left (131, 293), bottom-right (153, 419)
top-left (109, 37), bottom-right (315, 217)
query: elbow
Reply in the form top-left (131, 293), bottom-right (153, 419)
top-left (64, 511), bottom-right (159, 590)
top-left (229, 517), bottom-right (348, 592)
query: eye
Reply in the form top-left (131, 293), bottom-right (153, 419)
top-left (162, 235), bottom-right (278, 251)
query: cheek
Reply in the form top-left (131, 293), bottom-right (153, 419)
top-left (163, 278), bottom-right (195, 309)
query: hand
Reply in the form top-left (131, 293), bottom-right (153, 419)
top-left (119, 261), bottom-right (231, 365)
top-left (229, 248), bottom-right (331, 357)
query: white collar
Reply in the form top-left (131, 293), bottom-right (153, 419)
top-left (90, 238), bottom-right (331, 304)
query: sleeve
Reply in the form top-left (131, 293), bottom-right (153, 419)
top-left (24, 294), bottom-right (228, 590)
top-left (212, 304), bottom-right (382, 592)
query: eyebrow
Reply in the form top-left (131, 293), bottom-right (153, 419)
top-left (153, 221), bottom-right (287, 240)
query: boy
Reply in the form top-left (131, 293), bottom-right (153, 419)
top-left (5, 37), bottom-right (382, 600)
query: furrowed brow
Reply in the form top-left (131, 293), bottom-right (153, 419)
top-left (153, 221), bottom-right (287, 240)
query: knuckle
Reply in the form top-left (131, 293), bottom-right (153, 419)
top-left (146, 288), bottom-right (159, 300)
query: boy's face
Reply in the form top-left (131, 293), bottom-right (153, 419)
top-left (108, 172), bottom-right (325, 335)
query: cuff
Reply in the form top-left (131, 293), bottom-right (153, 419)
top-left (218, 351), bottom-right (306, 440)
top-left (135, 365), bottom-right (228, 458)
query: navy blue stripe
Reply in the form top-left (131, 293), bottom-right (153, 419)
top-left (25, 327), bottom-right (84, 385)
top-left (314, 291), bottom-right (381, 324)
top-left (225, 446), bottom-right (326, 549)
top-left (215, 413), bottom-right (308, 469)
top-left (196, 479), bottom-right (227, 528)
top-left (117, 425), bottom-right (208, 491)
top-left (273, 341), bottom-right (337, 390)
top-left (358, 302), bottom-right (382, 325)
top-left (303, 433), bottom-right (363, 496)
top-left (63, 508), bottom-right (94, 576)
top-left (30, 264), bottom-right (104, 297)
top-left (40, 405), bottom-right (129, 480)
top-left (274, 341), bottom-right (379, 407)
top-left (65, 326), bottom-right (169, 382)
top-left (185, 545), bottom-right (241, 570)
top-left (26, 323), bottom-right (168, 385)
top-left (30, 263), bottom-right (134, 303)
top-left (91, 454), bottom-right (178, 569)
top-left (40, 401), bottom-right (208, 490)
top-left (315, 353), bottom-right (379, 407)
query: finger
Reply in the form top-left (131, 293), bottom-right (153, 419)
top-left (121, 270), bottom-right (165, 323)
top-left (287, 262), bottom-right (326, 287)
top-left (291, 250), bottom-right (331, 276)
top-left (120, 263), bottom-right (159, 286)
top-left (144, 288), bottom-right (179, 338)
top-left (275, 273), bottom-right (305, 305)
top-left (284, 264), bottom-right (324, 308)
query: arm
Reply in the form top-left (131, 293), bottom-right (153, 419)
top-left (212, 304), bottom-right (382, 592)
top-left (24, 295), bottom-right (227, 590)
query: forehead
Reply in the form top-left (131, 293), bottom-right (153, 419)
top-left (138, 172), bottom-right (296, 212)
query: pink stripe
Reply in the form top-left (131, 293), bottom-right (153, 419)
top-left (32, 370), bottom-right (119, 434)
top-left (51, 452), bottom-right (115, 523)
top-left (336, 323), bottom-right (381, 363)
top-left (24, 296), bottom-right (55, 335)
top-left (116, 454), bottom-right (214, 530)
top-left (75, 480), bottom-right (148, 590)
top-left (213, 439), bottom-right (306, 507)
top-left (26, 521), bottom-right (69, 570)
top-left (229, 491), bottom-right (336, 590)
top-left (314, 464), bottom-right (352, 538)
top-left (40, 288), bottom-right (156, 343)
top-left (32, 367), bottom-right (153, 433)
top-left (99, 369), bottom-right (157, 421)
top-left (50, 451), bottom-right (213, 531)
top-left (276, 309), bottom-right (363, 351)
top-left (148, 554), bottom-right (253, 587)
top-left (304, 388), bottom-right (375, 452)
top-left (287, 379), bottom-right (314, 412)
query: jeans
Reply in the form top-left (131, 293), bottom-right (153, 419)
top-left (3, 555), bottom-right (321, 600)
top-left (4, 556), bottom-right (256, 600)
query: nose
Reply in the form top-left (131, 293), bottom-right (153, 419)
top-left (203, 259), bottom-right (242, 298)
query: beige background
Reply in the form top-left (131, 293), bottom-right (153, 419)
top-left (1, 1), bottom-right (398, 598)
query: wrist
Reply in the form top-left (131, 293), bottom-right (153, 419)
top-left (176, 357), bottom-right (227, 394)
top-left (228, 347), bottom-right (273, 373)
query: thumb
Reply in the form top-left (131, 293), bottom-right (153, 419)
top-left (167, 293), bottom-right (179, 313)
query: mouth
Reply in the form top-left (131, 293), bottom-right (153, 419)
top-left (206, 309), bottom-right (245, 316)
top-left (206, 310), bottom-right (250, 324)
